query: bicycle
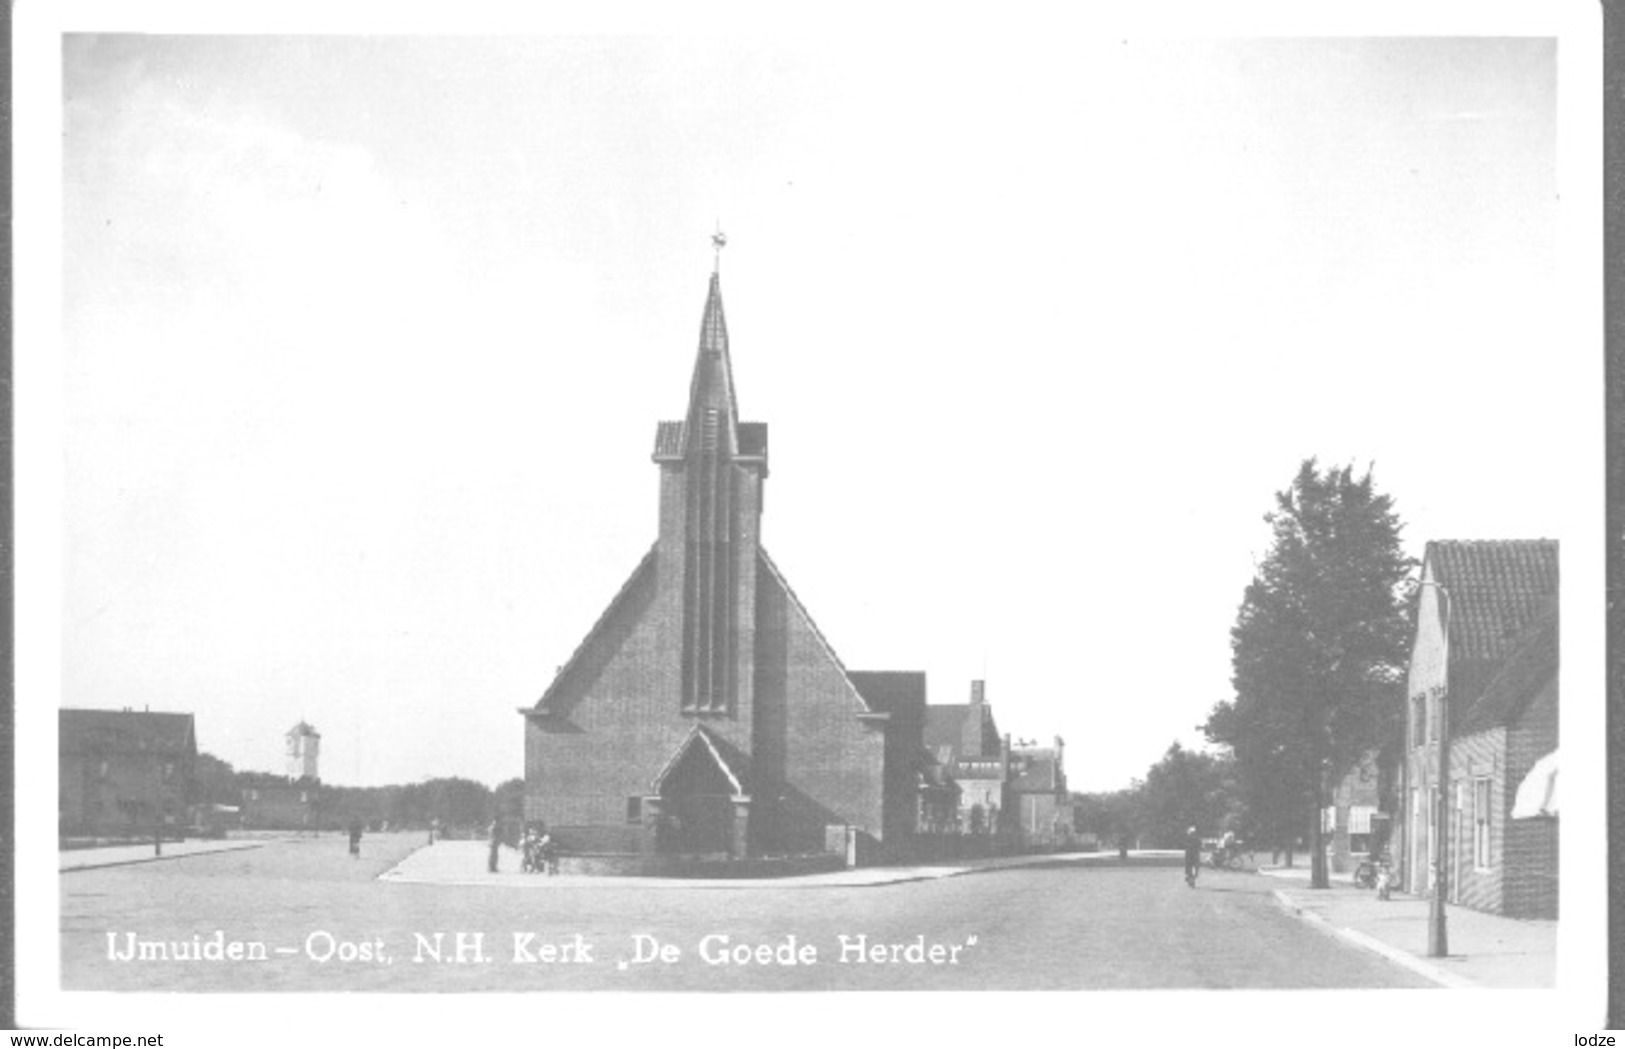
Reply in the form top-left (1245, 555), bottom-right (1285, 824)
top-left (1208, 844), bottom-right (1252, 871)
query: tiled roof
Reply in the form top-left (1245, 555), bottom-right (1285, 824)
top-left (652, 420), bottom-right (685, 459)
top-left (61, 709), bottom-right (196, 756)
top-left (1426, 540), bottom-right (1558, 719)
top-left (1459, 599), bottom-right (1557, 736)
top-left (923, 703), bottom-right (1002, 760)
top-left (1428, 540), bottom-right (1558, 662)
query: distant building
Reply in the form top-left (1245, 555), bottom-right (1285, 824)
top-left (286, 721), bottom-right (321, 782)
top-left (240, 782), bottom-right (318, 830)
top-left (923, 680), bottom-right (1013, 836)
top-left (519, 271), bottom-right (931, 862)
top-left (59, 709), bottom-right (197, 838)
top-left (1322, 752), bottom-right (1382, 874)
top-left (1010, 737), bottom-right (1073, 849)
top-left (1399, 539), bottom-right (1558, 919)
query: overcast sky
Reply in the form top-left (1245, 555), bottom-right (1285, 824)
top-left (59, 32), bottom-right (1576, 792)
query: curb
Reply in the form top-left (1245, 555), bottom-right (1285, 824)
top-left (60, 840), bottom-right (266, 873)
top-left (376, 850), bottom-right (1166, 890)
top-left (1269, 889), bottom-right (1472, 988)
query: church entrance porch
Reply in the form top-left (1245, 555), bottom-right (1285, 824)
top-left (647, 724), bottom-right (752, 858)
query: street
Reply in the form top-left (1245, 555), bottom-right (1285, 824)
top-left (61, 834), bottom-right (1433, 991)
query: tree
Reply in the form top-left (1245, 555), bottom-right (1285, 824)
top-left (1071, 788), bottom-right (1142, 850)
top-left (1205, 460), bottom-right (1412, 889)
top-left (493, 778), bottom-right (526, 825)
top-left (1135, 743), bottom-right (1242, 848)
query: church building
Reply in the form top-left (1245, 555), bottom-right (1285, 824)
top-left (520, 266), bottom-right (929, 862)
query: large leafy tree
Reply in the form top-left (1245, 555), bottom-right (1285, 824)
top-left (1135, 743), bottom-right (1243, 849)
top-left (1205, 460), bottom-right (1412, 889)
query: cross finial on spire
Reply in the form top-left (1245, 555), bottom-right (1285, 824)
top-left (711, 224), bottom-right (727, 273)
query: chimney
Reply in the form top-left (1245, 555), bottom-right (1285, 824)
top-left (963, 680), bottom-right (987, 758)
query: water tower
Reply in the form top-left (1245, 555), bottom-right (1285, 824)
top-left (286, 721), bottom-right (321, 782)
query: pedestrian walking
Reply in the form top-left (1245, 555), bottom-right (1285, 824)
top-left (429, 818), bottom-right (439, 846)
top-left (487, 819), bottom-right (501, 874)
top-left (348, 818), bottom-right (363, 859)
top-left (1183, 826), bottom-right (1201, 887)
top-left (538, 831), bottom-right (558, 876)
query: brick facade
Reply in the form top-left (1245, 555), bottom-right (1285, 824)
top-left (1396, 541), bottom-right (1557, 919)
top-left (521, 273), bottom-right (921, 862)
top-left (60, 709), bottom-right (197, 838)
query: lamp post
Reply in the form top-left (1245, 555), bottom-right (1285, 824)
top-left (1418, 579), bottom-right (1451, 958)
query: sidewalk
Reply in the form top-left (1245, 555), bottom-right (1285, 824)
top-left (379, 843), bottom-right (1179, 889)
top-left (60, 838), bottom-right (267, 872)
top-left (1264, 869), bottom-right (1555, 988)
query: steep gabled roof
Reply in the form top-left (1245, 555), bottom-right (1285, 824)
top-left (757, 548), bottom-right (877, 717)
top-left (530, 545), bottom-right (659, 715)
top-left (1428, 540), bottom-right (1558, 661)
top-left (924, 705), bottom-right (973, 751)
top-left (649, 722), bottom-right (750, 796)
top-left (61, 709), bottom-right (196, 756)
top-left (1459, 599), bottom-right (1557, 736)
top-left (1425, 539), bottom-right (1558, 717)
top-left (924, 702), bottom-right (1001, 760)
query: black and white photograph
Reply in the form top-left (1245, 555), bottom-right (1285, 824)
top-left (11, 1), bottom-right (1609, 1044)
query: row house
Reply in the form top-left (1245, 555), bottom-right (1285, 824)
top-left (1399, 539), bottom-right (1558, 919)
top-left (60, 708), bottom-right (198, 839)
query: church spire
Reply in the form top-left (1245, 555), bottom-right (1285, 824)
top-left (684, 270), bottom-right (739, 458)
top-left (649, 260), bottom-right (769, 718)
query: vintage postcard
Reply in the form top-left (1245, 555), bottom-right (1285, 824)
top-left (12, 1), bottom-right (1609, 1045)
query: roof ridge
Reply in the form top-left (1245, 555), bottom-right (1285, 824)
top-left (532, 544), bottom-right (659, 712)
top-left (757, 547), bottom-right (874, 715)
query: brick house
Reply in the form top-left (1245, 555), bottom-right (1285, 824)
top-left (1322, 752), bottom-right (1382, 874)
top-left (519, 272), bottom-right (930, 862)
top-left (60, 708), bottom-right (197, 838)
top-left (1398, 539), bottom-right (1558, 919)
top-left (923, 680), bottom-right (1013, 836)
top-left (1009, 737), bottom-right (1073, 849)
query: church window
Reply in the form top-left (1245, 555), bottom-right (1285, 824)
top-left (702, 409), bottom-right (719, 452)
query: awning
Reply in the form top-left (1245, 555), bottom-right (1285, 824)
top-left (1511, 749), bottom-right (1559, 819)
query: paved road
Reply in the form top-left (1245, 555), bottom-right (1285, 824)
top-left (62, 836), bottom-right (1433, 991)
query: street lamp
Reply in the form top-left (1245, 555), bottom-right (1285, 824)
top-left (1418, 579), bottom-right (1451, 958)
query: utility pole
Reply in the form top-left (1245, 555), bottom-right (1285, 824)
top-left (1420, 579), bottom-right (1452, 958)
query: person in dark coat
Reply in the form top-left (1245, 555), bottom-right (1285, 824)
top-left (487, 819), bottom-right (502, 874)
top-left (1183, 826), bottom-right (1201, 887)
top-left (348, 818), bottom-right (363, 859)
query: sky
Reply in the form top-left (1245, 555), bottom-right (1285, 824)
top-left (58, 31), bottom-right (1577, 793)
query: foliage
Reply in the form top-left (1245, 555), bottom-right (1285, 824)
top-left (1204, 459), bottom-right (1412, 886)
top-left (192, 752), bottom-right (239, 807)
top-left (1135, 743), bottom-right (1243, 848)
